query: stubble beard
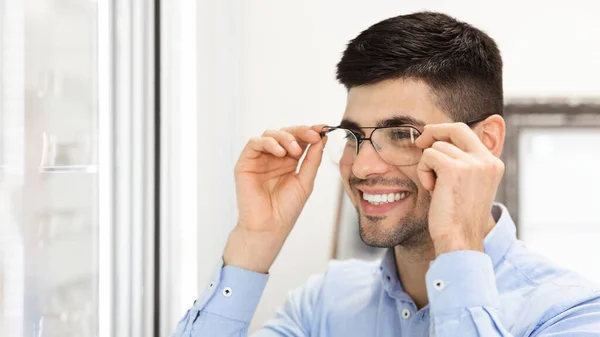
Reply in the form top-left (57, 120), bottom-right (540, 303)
top-left (358, 192), bottom-right (432, 252)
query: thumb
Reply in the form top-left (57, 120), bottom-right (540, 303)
top-left (297, 140), bottom-right (325, 193)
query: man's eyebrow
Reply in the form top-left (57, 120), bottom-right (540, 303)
top-left (375, 115), bottom-right (426, 128)
top-left (339, 119), bottom-right (362, 130)
top-left (338, 115), bottom-right (426, 130)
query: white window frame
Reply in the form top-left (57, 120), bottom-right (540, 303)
top-left (159, 0), bottom-right (243, 334)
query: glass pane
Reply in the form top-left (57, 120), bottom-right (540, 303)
top-left (519, 127), bottom-right (600, 283)
top-left (0, 0), bottom-right (100, 336)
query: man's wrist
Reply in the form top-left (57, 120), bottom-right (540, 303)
top-left (223, 227), bottom-right (285, 274)
top-left (432, 233), bottom-right (484, 257)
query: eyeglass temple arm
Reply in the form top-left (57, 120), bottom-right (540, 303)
top-left (465, 114), bottom-right (495, 126)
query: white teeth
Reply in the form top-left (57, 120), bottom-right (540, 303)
top-left (363, 192), bottom-right (409, 205)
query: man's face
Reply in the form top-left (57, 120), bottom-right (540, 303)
top-left (340, 78), bottom-right (453, 248)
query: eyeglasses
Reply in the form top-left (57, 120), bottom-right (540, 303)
top-left (320, 114), bottom-right (494, 167)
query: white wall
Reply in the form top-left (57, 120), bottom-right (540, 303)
top-left (177, 0), bottom-right (600, 333)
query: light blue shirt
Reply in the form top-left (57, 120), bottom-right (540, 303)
top-left (173, 204), bottom-right (600, 336)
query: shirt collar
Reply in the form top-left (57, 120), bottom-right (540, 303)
top-left (379, 202), bottom-right (517, 291)
top-left (483, 202), bottom-right (517, 269)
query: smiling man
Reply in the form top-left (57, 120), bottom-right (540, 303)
top-left (173, 12), bottom-right (600, 336)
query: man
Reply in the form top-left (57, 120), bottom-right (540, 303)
top-left (173, 12), bottom-right (600, 336)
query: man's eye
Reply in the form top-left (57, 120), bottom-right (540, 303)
top-left (343, 133), bottom-right (358, 147)
top-left (390, 130), bottom-right (412, 139)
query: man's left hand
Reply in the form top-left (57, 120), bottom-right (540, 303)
top-left (415, 122), bottom-right (504, 256)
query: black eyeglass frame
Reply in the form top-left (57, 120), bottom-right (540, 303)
top-left (319, 114), bottom-right (496, 166)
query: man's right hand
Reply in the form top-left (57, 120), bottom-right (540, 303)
top-left (223, 125), bottom-right (326, 273)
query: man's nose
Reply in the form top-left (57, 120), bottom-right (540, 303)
top-left (351, 141), bottom-right (390, 179)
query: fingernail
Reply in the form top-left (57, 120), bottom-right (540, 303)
top-left (291, 141), bottom-right (301, 151)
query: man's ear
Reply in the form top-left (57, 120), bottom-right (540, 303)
top-left (478, 114), bottom-right (505, 158)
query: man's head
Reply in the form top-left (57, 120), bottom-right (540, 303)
top-left (335, 12), bottom-right (504, 249)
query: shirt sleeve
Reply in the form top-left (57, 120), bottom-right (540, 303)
top-left (532, 296), bottom-right (600, 336)
top-left (171, 260), bottom-right (324, 337)
top-left (426, 251), bottom-right (600, 336)
top-left (171, 259), bottom-right (269, 337)
top-left (426, 251), bottom-right (514, 336)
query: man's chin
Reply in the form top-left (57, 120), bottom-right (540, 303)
top-left (358, 223), bottom-right (401, 248)
top-left (357, 214), bottom-right (430, 249)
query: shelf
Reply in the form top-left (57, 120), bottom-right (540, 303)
top-left (40, 165), bottom-right (98, 173)
top-left (0, 165), bottom-right (98, 174)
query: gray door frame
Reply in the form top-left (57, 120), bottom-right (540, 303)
top-left (499, 100), bottom-right (600, 237)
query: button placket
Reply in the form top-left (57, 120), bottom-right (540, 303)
top-left (223, 287), bottom-right (233, 297)
top-left (382, 273), bottom-right (393, 294)
top-left (433, 279), bottom-right (445, 291)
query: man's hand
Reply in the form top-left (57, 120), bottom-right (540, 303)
top-left (415, 123), bottom-right (504, 257)
top-left (223, 125), bottom-right (325, 273)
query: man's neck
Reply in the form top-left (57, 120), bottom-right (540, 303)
top-left (393, 213), bottom-right (498, 310)
top-left (393, 242), bottom-right (435, 309)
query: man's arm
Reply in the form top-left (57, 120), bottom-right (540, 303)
top-left (171, 261), bottom-right (322, 337)
top-left (533, 297), bottom-right (600, 336)
top-left (172, 125), bottom-right (325, 336)
top-left (171, 261), bottom-right (268, 336)
top-left (426, 251), bottom-right (514, 336)
top-left (427, 251), bottom-right (600, 336)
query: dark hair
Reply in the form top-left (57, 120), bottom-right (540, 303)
top-left (336, 11), bottom-right (503, 121)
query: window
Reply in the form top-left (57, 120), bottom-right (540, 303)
top-left (501, 102), bottom-right (600, 283)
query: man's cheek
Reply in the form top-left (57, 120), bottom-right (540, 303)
top-left (416, 189), bottom-right (431, 210)
top-left (339, 168), bottom-right (352, 189)
top-left (402, 168), bottom-right (422, 187)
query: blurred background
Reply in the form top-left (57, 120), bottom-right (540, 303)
top-left (0, 0), bottom-right (599, 336)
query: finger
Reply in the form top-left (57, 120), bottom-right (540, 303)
top-left (280, 125), bottom-right (322, 145)
top-left (311, 124), bottom-right (328, 134)
top-left (297, 139), bottom-right (325, 192)
top-left (431, 141), bottom-right (470, 160)
top-left (315, 124), bottom-right (330, 145)
top-left (417, 148), bottom-right (454, 191)
top-left (262, 129), bottom-right (304, 158)
top-left (244, 137), bottom-right (287, 159)
top-left (416, 123), bottom-right (487, 154)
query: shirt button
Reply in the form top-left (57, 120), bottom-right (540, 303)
top-left (223, 287), bottom-right (233, 297)
top-left (433, 279), bottom-right (445, 291)
top-left (402, 308), bottom-right (411, 319)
